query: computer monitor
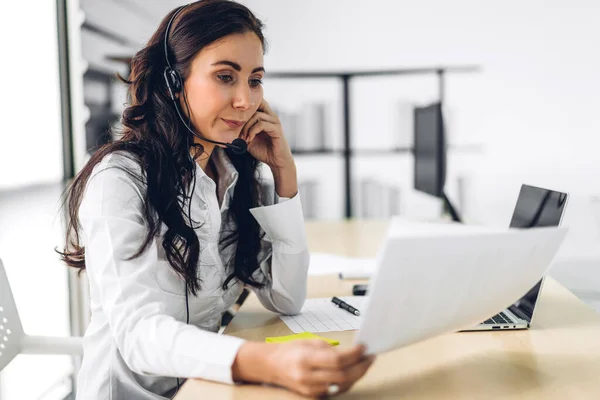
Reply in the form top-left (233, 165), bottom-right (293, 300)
top-left (413, 103), bottom-right (460, 221)
top-left (414, 103), bottom-right (445, 198)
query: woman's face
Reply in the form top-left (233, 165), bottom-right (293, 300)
top-left (182, 32), bottom-right (264, 149)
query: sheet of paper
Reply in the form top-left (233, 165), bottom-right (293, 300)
top-left (308, 253), bottom-right (376, 277)
top-left (280, 296), bottom-right (367, 333)
top-left (355, 227), bottom-right (568, 355)
top-left (309, 218), bottom-right (504, 279)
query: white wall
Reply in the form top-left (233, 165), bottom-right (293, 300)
top-left (0, 0), bottom-right (63, 189)
top-left (241, 0), bottom-right (600, 262)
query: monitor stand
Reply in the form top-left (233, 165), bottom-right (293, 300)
top-left (442, 191), bottom-right (462, 223)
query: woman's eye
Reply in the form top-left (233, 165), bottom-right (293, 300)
top-left (217, 75), bottom-right (233, 83)
top-left (250, 79), bottom-right (263, 88)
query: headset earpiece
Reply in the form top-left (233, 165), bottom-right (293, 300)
top-left (163, 67), bottom-right (182, 101)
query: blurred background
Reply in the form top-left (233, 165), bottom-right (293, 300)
top-left (1, 0), bottom-right (599, 398)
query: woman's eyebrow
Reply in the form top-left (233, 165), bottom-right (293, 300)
top-left (211, 60), bottom-right (265, 74)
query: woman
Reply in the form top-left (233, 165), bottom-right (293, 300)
top-left (59, 1), bottom-right (374, 399)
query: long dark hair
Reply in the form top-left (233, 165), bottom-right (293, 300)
top-left (58, 0), bottom-right (269, 296)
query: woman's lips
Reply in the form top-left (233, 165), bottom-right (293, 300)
top-left (222, 119), bottom-right (244, 128)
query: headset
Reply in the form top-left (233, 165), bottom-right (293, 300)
top-left (163, 4), bottom-right (248, 156)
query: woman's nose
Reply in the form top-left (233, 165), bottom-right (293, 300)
top-left (233, 85), bottom-right (252, 110)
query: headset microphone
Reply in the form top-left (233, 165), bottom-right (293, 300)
top-left (229, 138), bottom-right (247, 155)
top-left (162, 5), bottom-right (247, 156)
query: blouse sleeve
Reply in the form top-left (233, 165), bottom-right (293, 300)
top-left (248, 180), bottom-right (309, 315)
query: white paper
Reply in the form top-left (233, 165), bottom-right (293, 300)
top-left (280, 296), bottom-right (367, 333)
top-left (355, 226), bottom-right (568, 355)
top-left (308, 252), bottom-right (376, 277)
top-left (310, 219), bottom-right (503, 279)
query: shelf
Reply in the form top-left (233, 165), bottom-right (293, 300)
top-left (83, 22), bottom-right (139, 48)
top-left (291, 149), bottom-right (411, 156)
top-left (291, 149), bottom-right (342, 155)
top-left (352, 148), bottom-right (413, 155)
top-left (266, 65), bottom-right (481, 79)
top-left (291, 146), bottom-right (483, 156)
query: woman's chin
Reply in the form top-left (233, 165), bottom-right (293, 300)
top-left (217, 132), bottom-right (242, 145)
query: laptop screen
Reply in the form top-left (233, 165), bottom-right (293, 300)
top-left (509, 184), bottom-right (569, 321)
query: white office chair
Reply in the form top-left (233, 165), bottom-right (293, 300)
top-left (0, 257), bottom-right (83, 371)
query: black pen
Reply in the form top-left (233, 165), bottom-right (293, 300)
top-left (331, 297), bottom-right (360, 316)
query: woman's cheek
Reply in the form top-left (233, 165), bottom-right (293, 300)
top-left (252, 90), bottom-right (263, 110)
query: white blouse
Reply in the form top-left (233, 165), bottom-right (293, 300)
top-left (75, 148), bottom-right (309, 399)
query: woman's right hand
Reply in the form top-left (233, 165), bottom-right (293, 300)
top-left (232, 340), bottom-right (376, 397)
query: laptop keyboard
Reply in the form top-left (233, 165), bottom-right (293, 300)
top-left (482, 311), bottom-right (514, 325)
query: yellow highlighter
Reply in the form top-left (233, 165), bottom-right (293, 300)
top-left (265, 332), bottom-right (339, 346)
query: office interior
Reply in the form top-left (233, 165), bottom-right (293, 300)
top-left (0, 0), bottom-right (599, 398)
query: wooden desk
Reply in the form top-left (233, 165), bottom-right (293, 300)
top-left (176, 221), bottom-right (600, 399)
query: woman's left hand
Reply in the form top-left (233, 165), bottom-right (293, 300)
top-left (240, 98), bottom-right (294, 170)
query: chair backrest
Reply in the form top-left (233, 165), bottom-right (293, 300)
top-left (0, 258), bottom-right (25, 371)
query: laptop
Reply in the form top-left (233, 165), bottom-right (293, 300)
top-left (461, 184), bottom-right (569, 331)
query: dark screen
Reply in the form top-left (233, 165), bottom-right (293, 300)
top-left (414, 103), bottom-right (445, 198)
top-left (509, 185), bottom-right (569, 321)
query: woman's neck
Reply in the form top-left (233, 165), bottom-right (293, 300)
top-left (192, 141), bottom-right (215, 172)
